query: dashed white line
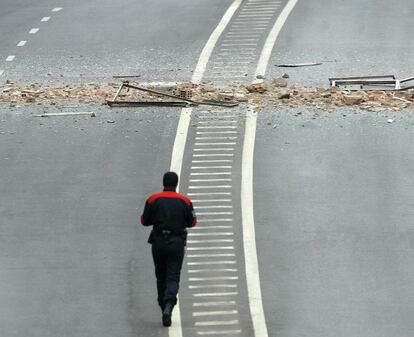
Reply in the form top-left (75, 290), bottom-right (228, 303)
top-left (29, 28), bottom-right (39, 34)
top-left (0, 70), bottom-right (4, 77)
top-left (41, 16), bottom-right (51, 22)
top-left (6, 55), bottom-right (15, 62)
top-left (17, 41), bottom-right (27, 47)
top-left (51, 7), bottom-right (62, 12)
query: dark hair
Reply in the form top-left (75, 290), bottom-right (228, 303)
top-left (163, 171), bottom-right (179, 188)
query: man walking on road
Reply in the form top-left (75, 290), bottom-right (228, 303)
top-left (141, 172), bottom-right (197, 327)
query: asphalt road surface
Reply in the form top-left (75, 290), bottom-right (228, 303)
top-left (1, 1), bottom-right (414, 337)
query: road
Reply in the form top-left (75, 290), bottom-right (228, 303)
top-left (1, 1), bottom-right (414, 337)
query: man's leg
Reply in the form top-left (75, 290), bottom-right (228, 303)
top-left (152, 245), bottom-right (167, 311)
top-left (164, 249), bottom-right (185, 306)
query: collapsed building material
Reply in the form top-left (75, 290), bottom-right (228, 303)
top-left (107, 82), bottom-right (239, 108)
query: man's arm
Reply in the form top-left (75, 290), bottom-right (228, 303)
top-left (186, 201), bottom-right (197, 228)
top-left (141, 200), bottom-right (152, 226)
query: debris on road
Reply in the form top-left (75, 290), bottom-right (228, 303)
top-left (0, 78), bottom-right (413, 112)
top-left (276, 62), bottom-right (322, 67)
top-left (329, 74), bottom-right (414, 91)
top-left (34, 112), bottom-right (96, 117)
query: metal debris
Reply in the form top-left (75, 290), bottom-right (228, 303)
top-left (276, 62), bottom-right (322, 67)
top-left (329, 75), bottom-right (414, 91)
top-left (34, 112), bottom-right (96, 117)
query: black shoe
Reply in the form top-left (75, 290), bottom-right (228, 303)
top-left (162, 303), bottom-right (174, 327)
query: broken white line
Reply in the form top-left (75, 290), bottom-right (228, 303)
top-left (17, 41), bottom-right (27, 47)
top-left (41, 16), bottom-right (51, 22)
top-left (6, 55), bottom-right (15, 62)
top-left (29, 28), bottom-right (39, 34)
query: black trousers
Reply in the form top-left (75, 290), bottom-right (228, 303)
top-left (151, 236), bottom-right (185, 308)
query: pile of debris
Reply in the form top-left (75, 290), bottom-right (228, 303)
top-left (1, 78), bottom-right (413, 111)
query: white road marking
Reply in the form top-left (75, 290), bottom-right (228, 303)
top-left (189, 231), bottom-right (234, 236)
top-left (193, 292), bottom-right (238, 297)
top-left (187, 239), bottom-right (234, 244)
top-left (197, 126), bottom-right (237, 129)
top-left (6, 55), bottom-right (15, 62)
top-left (0, 70), bottom-right (4, 77)
top-left (191, 165), bottom-right (232, 169)
top-left (189, 185), bottom-right (232, 189)
top-left (51, 7), bottom-right (62, 12)
top-left (188, 253), bottom-right (235, 258)
top-left (192, 154), bottom-right (234, 157)
top-left (191, 226), bottom-right (233, 230)
top-left (191, 160), bottom-right (233, 163)
top-left (195, 320), bottom-right (239, 327)
top-left (190, 178), bottom-right (232, 182)
top-left (254, 0), bottom-right (298, 80)
top-left (188, 192), bottom-right (232, 196)
top-left (193, 148), bottom-right (234, 151)
top-left (192, 0), bottom-right (243, 83)
top-left (193, 301), bottom-right (236, 307)
top-left (197, 330), bottom-right (241, 336)
top-left (191, 172), bottom-right (232, 176)
top-left (187, 247), bottom-right (235, 251)
top-left (189, 284), bottom-right (237, 288)
top-left (17, 41), bottom-right (27, 47)
top-left (194, 143), bottom-right (236, 146)
top-left (198, 218), bottom-right (233, 222)
top-left (193, 310), bottom-right (238, 317)
top-left (239, 3), bottom-right (299, 337)
top-left (195, 137), bottom-right (237, 140)
top-left (188, 269), bottom-right (237, 273)
top-left (197, 131), bottom-right (238, 134)
top-left (188, 260), bottom-right (236, 265)
top-left (29, 28), bottom-right (39, 34)
top-left (41, 16), bottom-right (51, 22)
top-left (194, 206), bottom-right (233, 210)
top-left (190, 276), bottom-right (238, 282)
top-left (192, 199), bottom-right (232, 202)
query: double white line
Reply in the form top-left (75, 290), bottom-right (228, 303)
top-left (169, 0), bottom-right (298, 336)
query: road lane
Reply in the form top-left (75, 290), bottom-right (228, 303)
top-left (0, 106), bottom-right (181, 337)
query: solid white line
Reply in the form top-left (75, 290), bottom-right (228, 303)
top-left (192, 0), bottom-right (242, 82)
top-left (188, 253), bottom-right (235, 258)
top-left (29, 28), bottom-right (39, 34)
top-left (41, 16), bottom-right (50, 22)
top-left (195, 320), bottom-right (239, 327)
top-left (197, 330), bottom-right (241, 336)
top-left (187, 247), bottom-right (235, 251)
top-left (193, 292), bottom-right (238, 297)
top-left (193, 301), bottom-right (236, 307)
top-left (254, 0), bottom-right (298, 80)
top-left (17, 41), bottom-right (27, 47)
top-left (193, 310), bottom-right (238, 317)
top-left (6, 55), bottom-right (15, 62)
top-left (189, 284), bottom-right (237, 288)
top-left (51, 7), bottom-right (62, 12)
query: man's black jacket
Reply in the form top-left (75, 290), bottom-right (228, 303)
top-left (141, 190), bottom-right (197, 240)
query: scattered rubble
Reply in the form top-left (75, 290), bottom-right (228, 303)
top-left (0, 79), bottom-right (413, 112)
